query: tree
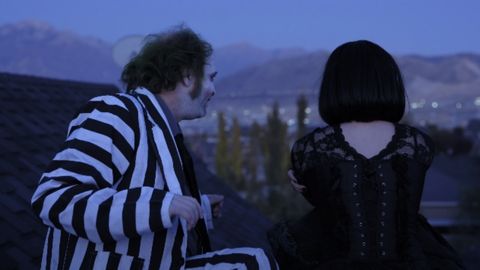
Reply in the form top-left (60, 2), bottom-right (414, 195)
top-left (245, 121), bottom-right (262, 183)
top-left (264, 102), bottom-right (288, 185)
top-left (426, 125), bottom-right (473, 156)
top-left (296, 94), bottom-right (308, 139)
top-left (227, 104), bottom-right (313, 221)
top-left (215, 112), bottom-right (229, 180)
top-left (262, 102), bottom-right (290, 218)
top-left (244, 121), bottom-right (263, 202)
top-left (230, 117), bottom-right (244, 190)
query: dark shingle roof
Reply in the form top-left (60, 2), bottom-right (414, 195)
top-left (193, 157), bottom-right (272, 251)
top-left (423, 155), bottom-right (480, 202)
top-left (0, 72), bottom-right (272, 269)
top-left (0, 72), bottom-right (120, 269)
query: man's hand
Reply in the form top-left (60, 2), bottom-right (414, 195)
top-left (288, 169), bottom-right (306, 193)
top-left (206, 194), bottom-right (224, 218)
top-left (169, 195), bottom-right (204, 230)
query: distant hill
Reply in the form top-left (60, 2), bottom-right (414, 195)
top-left (215, 50), bottom-right (480, 105)
top-left (0, 21), bottom-right (307, 85)
top-left (398, 54), bottom-right (480, 85)
top-left (0, 21), bottom-right (121, 84)
top-left (1, 21), bottom-right (479, 128)
top-left (211, 50), bottom-right (480, 129)
top-left (213, 43), bottom-right (306, 78)
top-left (215, 50), bottom-right (329, 97)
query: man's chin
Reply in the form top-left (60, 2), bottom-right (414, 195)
top-left (183, 110), bottom-right (207, 121)
top-left (198, 109), bottom-right (207, 118)
top-left (198, 106), bottom-right (208, 118)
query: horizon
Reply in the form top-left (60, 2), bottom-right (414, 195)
top-left (2, 0), bottom-right (480, 56)
top-left (2, 19), bottom-right (480, 59)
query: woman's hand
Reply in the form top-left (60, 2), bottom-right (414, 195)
top-left (206, 194), bottom-right (224, 218)
top-left (288, 169), bottom-right (306, 193)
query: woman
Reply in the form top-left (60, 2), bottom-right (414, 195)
top-left (268, 40), bottom-right (465, 269)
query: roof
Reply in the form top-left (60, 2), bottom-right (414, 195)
top-left (0, 73), bottom-right (120, 269)
top-left (0, 72), bottom-right (272, 269)
top-left (423, 154), bottom-right (480, 202)
top-left (192, 156), bottom-right (273, 250)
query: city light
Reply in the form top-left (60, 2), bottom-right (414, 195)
top-left (475, 97), bottom-right (480, 106)
top-left (411, 100), bottom-right (426, 109)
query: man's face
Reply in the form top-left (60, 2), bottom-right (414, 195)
top-left (180, 63), bottom-right (217, 120)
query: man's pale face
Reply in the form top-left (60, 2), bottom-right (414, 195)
top-left (182, 64), bottom-right (217, 120)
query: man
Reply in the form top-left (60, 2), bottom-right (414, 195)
top-left (31, 27), bottom-right (277, 270)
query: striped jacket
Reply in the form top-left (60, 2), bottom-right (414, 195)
top-left (32, 88), bottom-right (204, 270)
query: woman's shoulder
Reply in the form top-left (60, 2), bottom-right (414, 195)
top-left (291, 126), bottom-right (339, 176)
top-left (398, 124), bottom-right (435, 151)
top-left (396, 123), bottom-right (436, 165)
top-left (291, 126), bottom-right (337, 169)
top-left (293, 126), bottom-right (336, 149)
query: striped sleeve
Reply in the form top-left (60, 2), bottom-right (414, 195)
top-left (31, 94), bottom-right (174, 244)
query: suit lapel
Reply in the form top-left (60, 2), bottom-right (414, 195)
top-left (134, 88), bottom-right (212, 253)
top-left (133, 87), bottom-right (186, 195)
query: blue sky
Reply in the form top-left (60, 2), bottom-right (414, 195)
top-left (2, 0), bottom-right (479, 55)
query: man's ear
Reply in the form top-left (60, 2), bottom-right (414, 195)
top-left (182, 72), bottom-right (194, 88)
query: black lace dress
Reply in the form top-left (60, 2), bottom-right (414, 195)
top-left (268, 124), bottom-right (465, 270)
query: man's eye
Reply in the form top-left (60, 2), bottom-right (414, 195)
top-left (210, 72), bottom-right (218, 81)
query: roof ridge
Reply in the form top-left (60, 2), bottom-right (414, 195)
top-left (0, 72), bottom-right (120, 89)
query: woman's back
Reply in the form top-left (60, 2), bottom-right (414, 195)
top-left (271, 123), bottom-right (464, 269)
top-left (291, 123), bottom-right (434, 210)
top-left (291, 123), bottom-right (434, 177)
top-left (268, 40), bottom-right (465, 269)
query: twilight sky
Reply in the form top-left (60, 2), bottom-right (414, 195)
top-left (2, 0), bottom-right (479, 55)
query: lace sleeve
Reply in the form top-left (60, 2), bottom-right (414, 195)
top-left (291, 127), bottom-right (345, 176)
top-left (413, 128), bottom-right (436, 167)
top-left (291, 133), bottom-right (314, 177)
top-left (291, 130), bottom-right (330, 205)
top-left (291, 128), bottom-right (337, 180)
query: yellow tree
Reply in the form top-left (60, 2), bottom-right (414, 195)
top-left (230, 117), bottom-right (245, 190)
top-left (263, 102), bottom-right (290, 218)
top-left (215, 112), bottom-right (229, 180)
top-left (296, 94), bottom-right (308, 139)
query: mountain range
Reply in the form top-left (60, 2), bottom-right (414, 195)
top-left (0, 21), bottom-right (308, 85)
top-left (1, 21), bottom-right (479, 128)
top-left (0, 21), bottom-right (121, 84)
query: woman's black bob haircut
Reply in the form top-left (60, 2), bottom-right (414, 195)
top-left (319, 40), bottom-right (406, 125)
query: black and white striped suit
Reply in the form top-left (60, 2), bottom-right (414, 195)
top-left (31, 87), bottom-right (276, 269)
